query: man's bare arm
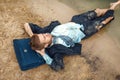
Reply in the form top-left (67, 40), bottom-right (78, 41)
top-left (24, 23), bottom-right (33, 37)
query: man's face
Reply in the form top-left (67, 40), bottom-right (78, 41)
top-left (37, 33), bottom-right (52, 46)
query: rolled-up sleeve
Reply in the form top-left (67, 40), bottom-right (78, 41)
top-left (42, 53), bottom-right (53, 65)
top-left (29, 23), bottom-right (42, 34)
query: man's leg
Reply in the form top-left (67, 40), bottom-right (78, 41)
top-left (71, 8), bottom-right (110, 24)
top-left (82, 0), bottom-right (120, 39)
top-left (95, 0), bottom-right (120, 17)
top-left (95, 0), bottom-right (120, 30)
top-left (71, 10), bottom-right (97, 24)
top-left (94, 8), bottom-right (109, 17)
top-left (110, 0), bottom-right (120, 10)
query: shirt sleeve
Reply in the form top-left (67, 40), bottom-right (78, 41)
top-left (29, 23), bottom-right (42, 34)
top-left (42, 53), bottom-right (53, 65)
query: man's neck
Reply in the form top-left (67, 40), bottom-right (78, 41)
top-left (48, 36), bottom-right (54, 47)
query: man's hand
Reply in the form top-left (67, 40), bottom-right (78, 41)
top-left (35, 49), bottom-right (45, 56)
top-left (24, 23), bottom-right (33, 37)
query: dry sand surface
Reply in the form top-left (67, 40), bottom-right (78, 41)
top-left (0, 0), bottom-right (120, 80)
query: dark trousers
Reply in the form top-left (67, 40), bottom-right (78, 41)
top-left (71, 10), bottom-right (114, 38)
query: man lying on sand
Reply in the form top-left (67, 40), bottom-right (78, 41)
top-left (24, 0), bottom-right (120, 71)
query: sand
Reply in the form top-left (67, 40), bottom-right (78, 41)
top-left (0, 0), bottom-right (120, 80)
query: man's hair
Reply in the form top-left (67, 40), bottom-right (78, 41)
top-left (30, 34), bottom-right (45, 50)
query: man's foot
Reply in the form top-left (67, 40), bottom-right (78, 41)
top-left (110, 0), bottom-right (120, 10)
